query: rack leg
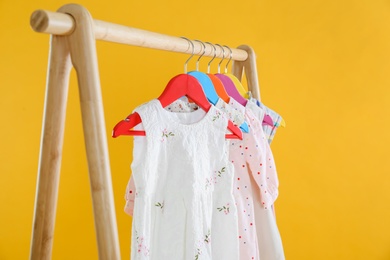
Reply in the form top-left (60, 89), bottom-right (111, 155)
top-left (232, 45), bottom-right (261, 101)
top-left (30, 35), bottom-right (72, 260)
top-left (58, 4), bottom-right (121, 259)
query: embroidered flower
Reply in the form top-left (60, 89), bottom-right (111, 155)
top-left (204, 230), bottom-right (211, 244)
top-left (195, 248), bottom-right (202, 260)
top-left (217, 203), bottom-right (230, 215)
top-left (211, 166), bottom-right (226, 185)
top-left (217, 167), bottom-right (226, 177)
top-left (195, 230), bottom-right (211, 259)
top-left (207, 166), bottom-right (227, 188)
top-left (205, 177), bottom-right (214, 189)
top-left (161, 128), bottom-right (174, 142)
top-left (135, 230), bottom-right (150, 256)
top-left (212, 167), bottom-right (226, 188)
top-left (155, 201), bottom-right (164, 212)
top-left (212, 110), bottom-right (222, 121)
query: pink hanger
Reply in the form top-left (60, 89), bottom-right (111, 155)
top-left (215, 73), bottom-right (247, 106)
top-left (214, 45), bottom-right (247, 106)
top-left (262, 115), bottom-right (274, 126)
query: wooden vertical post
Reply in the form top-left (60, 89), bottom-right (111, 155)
top-left (232, 45), bottom-right (261, 100)
top-left (30, 4), bottom-right (121, 260)
top-left (30, 35), bottom-right (72, 259)
top-left (56, 4), bottom-right (121, 259)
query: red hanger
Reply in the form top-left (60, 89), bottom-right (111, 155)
top-left (112, 74), bottom-right (243, 140)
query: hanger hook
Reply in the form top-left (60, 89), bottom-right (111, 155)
top-left (223, 45), bottom-right (233, 73)
top-left (180, 36), bottom-right (195, 73)
top-left (194, 40), bottom-right (206, 71)
top-left (215, 44), bottom-right (226, 74)
top-left (205, 42), bottom-right (217, 73)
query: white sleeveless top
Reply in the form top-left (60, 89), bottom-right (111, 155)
top-left (129, 99), bottom-right (238, 260)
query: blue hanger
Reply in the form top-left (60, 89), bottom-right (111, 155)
top-left (186, 40), bottom-right (219, 105)
top-left (188, 71), bottom-right (219, 105)
top-left (239, 118), bottom-right (249, 133)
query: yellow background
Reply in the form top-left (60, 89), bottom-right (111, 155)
top-left (1, 0), bottom-right (390, 259)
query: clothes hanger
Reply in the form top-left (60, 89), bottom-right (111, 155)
top-left (280, 116), bottom-right (286, 127)
top-left (247, 91), bottom-right (274, 127)
top-left (215, 45), bottom-right (247, 106)
top-left (222, 46), bottom-right (249, 99)
top-left (183, 38), bottom-right (219, 106)
top-left (188, 40), bottom-right (249, 134)
top-left (213, 43), bottom-right (249, 133)
top-left (219, 45), bottom-right (248, 99)
top-left (251, 89), bottom-right (286, 128)
top-left (214, 46), bottom-right (248, 106)
top-left (224, 45), bottom-right (274, 127)
top-left (224, 75), bottom-right (249, 99)
top-left (202, 42), bottom-right (230, 103)
top-left (112, 38), bottom-right (243, 140)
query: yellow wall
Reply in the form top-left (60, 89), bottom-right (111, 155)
top-left (1, 0), bottom-right (390, 259)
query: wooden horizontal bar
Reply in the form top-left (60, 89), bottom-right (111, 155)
top-left (30, 10), bottom-right (249, 61)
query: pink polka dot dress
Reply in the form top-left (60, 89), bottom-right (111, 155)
top-left (229, 99), bottom-right (285, 260)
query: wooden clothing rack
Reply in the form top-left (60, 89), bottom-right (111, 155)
top-left (29, 4), bottom-right (262, 259)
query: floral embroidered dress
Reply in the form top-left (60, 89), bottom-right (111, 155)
top-left (127, 99), bottom-right (238, 260)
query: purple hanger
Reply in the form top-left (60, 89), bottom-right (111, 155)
top-left (216, 74), bottom-right (274, 127)
top-left (257, 101), bottom-right (274, 127)
top-left (215, 74), bottom-right (247, 106)
top-left (262, 115), bottom-right (274, 127)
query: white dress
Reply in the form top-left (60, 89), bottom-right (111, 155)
top-left (128, 99), bottom-right (238, 260)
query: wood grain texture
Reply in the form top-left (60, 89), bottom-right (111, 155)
top-left (30, 9), bottom-right (248, 61)
top-left (232, 45), bottom-right (261, 101)
top-left (29, 35), bottom-right (72, 260)
top-left (57, 4), bottom-right (121, 260)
